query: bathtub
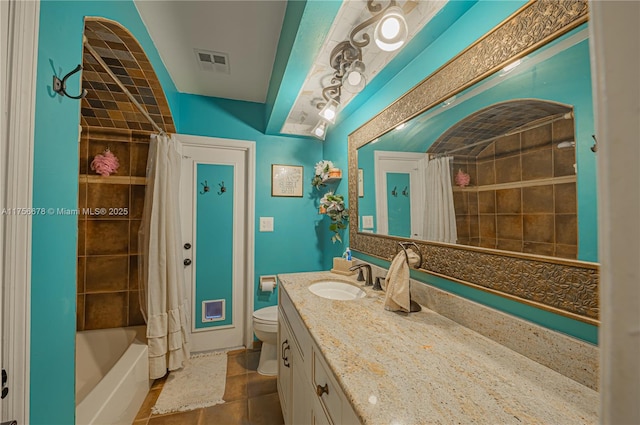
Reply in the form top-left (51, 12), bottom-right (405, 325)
top-left (76, 326), bottom-right (151, 425)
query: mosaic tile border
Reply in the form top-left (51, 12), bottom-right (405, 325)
top-left (348, 0), bottom-right (598, 324)
top-left (81, 18), bottom-right (176, 133)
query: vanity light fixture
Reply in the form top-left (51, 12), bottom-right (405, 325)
top-left (374, 5), bottom-right (408, 52)
top-left (343, 60), bottom-right (367, 93)
top-left (311, 120), bottom-right (328, 140)
top-left (312, 0), bottom-right (412, 139)
top-left (318, 97), bottom-right (340, 124)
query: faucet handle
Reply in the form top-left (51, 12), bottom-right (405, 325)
top-left (355, 268), bottom-right (365, 282)
top-left (373, 276), bottom-right (384, 291)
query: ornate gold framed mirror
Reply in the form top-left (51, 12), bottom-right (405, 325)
top-left (348, 0), bottom-right (599, 325)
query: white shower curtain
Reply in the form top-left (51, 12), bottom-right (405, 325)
top-left (139, 133), bottom-right (190, 379)
top-left (423, 156), bottom-right (457, 244)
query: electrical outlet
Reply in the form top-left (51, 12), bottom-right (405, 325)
top-left (259, 217), bottom-right (274, 232)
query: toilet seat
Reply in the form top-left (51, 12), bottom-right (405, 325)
top-left (252, 306), bottom-right (279, 376)
top-left (253, 306), bottom-right (277, 324)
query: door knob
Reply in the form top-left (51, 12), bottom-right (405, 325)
top-left (184, 259), bottom-right (192, 266)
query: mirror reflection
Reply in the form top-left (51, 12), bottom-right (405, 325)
top-left (356, 28), bottom-right (596, 260)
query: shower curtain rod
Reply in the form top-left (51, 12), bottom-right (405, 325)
top-left (83, 40), bottom-right (166, 135)
top-left (431, 112), bottom-right (572, 159)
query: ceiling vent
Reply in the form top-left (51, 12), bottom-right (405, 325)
top-left (194, 49), bottom-right (230, 74)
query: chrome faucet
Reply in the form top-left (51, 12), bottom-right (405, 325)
top-left (349, 264), bottom-right (372, 286)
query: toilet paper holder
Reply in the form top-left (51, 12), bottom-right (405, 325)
top-left (259, 275), bottom-right (278, 292)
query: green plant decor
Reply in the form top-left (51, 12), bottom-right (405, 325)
top-left (320, 191), bottom-right (349, 243)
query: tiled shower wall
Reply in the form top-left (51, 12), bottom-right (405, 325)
top-left (452, 118), bottom-right (578, 258)
top-left (77, 126), bottom-right (150, 330)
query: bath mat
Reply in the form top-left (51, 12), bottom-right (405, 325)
top-left (152, 350), bottom-right (228, 414)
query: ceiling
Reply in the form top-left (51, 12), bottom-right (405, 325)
top-left (133, 0), bottom-right (455, 137)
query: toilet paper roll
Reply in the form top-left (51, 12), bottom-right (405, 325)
top-left (260, 279), bottom-right (276, 293)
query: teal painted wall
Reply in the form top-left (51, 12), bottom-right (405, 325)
top-left (195, 164), bottom-right (235, 328)
top-left (322, 1), bottom-right (598, 343)
top-left (176, 94), bottom-right (325, 312)
top-left (33, 2), bottom-right (179, 423)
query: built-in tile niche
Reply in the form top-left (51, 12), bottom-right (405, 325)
top-left (452, 118), bottom-right (577, 259)
top-left (77, 18), bottom-right (176, 331)
top-left (77, 127), bottom-right (150, 331)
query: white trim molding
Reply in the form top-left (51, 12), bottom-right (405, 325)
top-left (590, 1), bottom-right (640, 423)
top-left (1, 0), bottom-right (39, 423)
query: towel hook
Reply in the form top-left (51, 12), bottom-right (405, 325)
top-left (53, 64), bottom-right (88, 99)
top-left (397, 242), bottom-right (423, 269)
top-left (217, 181), bottom-right (226, 195)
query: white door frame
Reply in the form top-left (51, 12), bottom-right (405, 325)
top-left (590, 2), bottom-right (640, 423)
top-left (374, 151), bottom-right (425, 238)
top-left (1, 0), bottom-right (39, 423)
top-left (177, 134), bottom-right (256, 351)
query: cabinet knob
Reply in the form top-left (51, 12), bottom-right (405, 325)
top-left (316, 383), bottom-right (329, 397)
top-left (183, 258), bottom-right (192, 266)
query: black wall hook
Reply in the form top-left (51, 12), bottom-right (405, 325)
top-left (217, 181), bottom-right (226, 195)
top-left (53, 64), bottom-right (88, 99)
top-left (200, 180), bottom-right (210, 195)
top-left (591, 134), bottom-right (598, 153)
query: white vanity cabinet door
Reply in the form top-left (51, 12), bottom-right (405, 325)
top-left (277, 310), bottom-right (293, 425)
top-left (291, 342), bottom-right (313, 425)
top-left (279, 286), bottom-right (362, 425)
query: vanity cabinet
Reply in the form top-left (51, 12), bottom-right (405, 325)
top-left (278, 286), bottom-right (360, 425)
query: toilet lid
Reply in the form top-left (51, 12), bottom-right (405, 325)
top-left (253, 305), bottom-right (278, 322)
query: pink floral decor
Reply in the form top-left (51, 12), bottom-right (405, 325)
top-left (455, 169), bottom-right (470, 187)
top-left (91, 148), bottom-right (120, 176)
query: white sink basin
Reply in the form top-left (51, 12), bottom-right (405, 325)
top-left (308, 280), bottom-right (366, 300)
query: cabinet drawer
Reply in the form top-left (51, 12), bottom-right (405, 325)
top-left (279, 286), bottom-right (311, 362)
top-left (312, 348), bottom-right (342, 423)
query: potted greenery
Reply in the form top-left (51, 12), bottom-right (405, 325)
top-left (320, 191), bottom-right (349, 243)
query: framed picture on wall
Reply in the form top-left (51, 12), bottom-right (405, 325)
top-left (271, 164), bottom-right (303, 197)
top-left (358, 168), bottom-right (364, 197)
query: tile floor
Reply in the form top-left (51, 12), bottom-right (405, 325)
top-left (133, 348), bottom-right (284, 425)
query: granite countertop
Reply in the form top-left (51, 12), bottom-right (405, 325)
top-left (277, 271), bottom-right (599, 425)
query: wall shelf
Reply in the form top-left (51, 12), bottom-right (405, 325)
top-left (80, 174), bottom-right (147, 185)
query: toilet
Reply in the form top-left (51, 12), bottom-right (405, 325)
top-left (252, 306), bottom-right (278, 376)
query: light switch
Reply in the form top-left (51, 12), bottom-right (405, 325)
top-left (259, 217), bottom-right (274, 232)
top-left (362, 215), bottom-right (374, 229)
